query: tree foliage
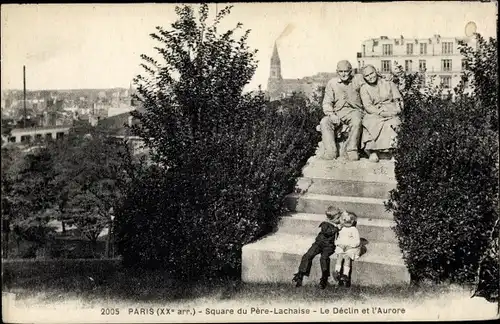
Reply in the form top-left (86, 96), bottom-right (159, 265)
top-left (52, 134), bottom-right (132, 243)
top-left (3, 146), bottom-right (59, 248)
top-left (387, 34), bottom-right (498, 302)
top-left (116, 4), bottom-right (321, 278)
top-left (1, 131), bottom-right (136, 257)
top-left (130, 4), bottom-right (260, 168)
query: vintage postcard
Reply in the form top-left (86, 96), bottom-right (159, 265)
top-left (1, 1), bottom-right (499, 323)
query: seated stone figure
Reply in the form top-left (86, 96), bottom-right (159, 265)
top-left (316, 123), bottom-right (351, 159)
top-left (359, 65), bottom-right (403, 162)
top-left (320, 60), bottom-right (364, 161)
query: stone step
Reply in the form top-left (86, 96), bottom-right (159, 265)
top-left (299, 177), bottom-right (396, 199)
top-left (285, 193), bottom-right (393, 220)
top-left (279, 213), bottom-right (398, 243)
top-left (302, 156), bottom-right (396, 184)
top-left (242, 232), bottom-right (410, 286)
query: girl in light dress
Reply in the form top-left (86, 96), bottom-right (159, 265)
top-left (334, 211), bottom-right (361, 287)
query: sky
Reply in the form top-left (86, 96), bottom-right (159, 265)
top-left (1, 2), bottom-right (497, 91)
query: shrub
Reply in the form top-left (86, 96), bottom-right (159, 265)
top-left (115, 4), bottom-right (321, 279)
top-left (387, 34), bottom-right (498, 301)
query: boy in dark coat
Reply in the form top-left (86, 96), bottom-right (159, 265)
top-left (292, 205), bottom-right (342, 289)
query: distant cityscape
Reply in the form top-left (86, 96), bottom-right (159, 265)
top-left (1, 85), bottom-right (137, 128)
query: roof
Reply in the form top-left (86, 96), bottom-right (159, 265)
top-left (95, 109), bottom-right (143, 137)
top-left (311, 72), bottom-right (338, 81)
top-left (362, 35), bottom-right (475, 44)
top-left (107, 104), bottom-right (135, 118)
top-left (279, 73), bottom-right (334, 98)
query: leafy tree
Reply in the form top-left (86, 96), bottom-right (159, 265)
top-left (1, 146), bottom-right (23, 257)
top-left (131, 4), bottom-right (260, 169)
top-left (117, 4), bottom-right (320, 277)
top-left (51, 133), bottom-right (134, 254)
top-left (2, 146), bottom-right (59, 257)
top-left (458, 34), bottom-right (498, 302)
top-left (387, 34), bottom-right (498, 302)
top-left (458, 35), bottom-right (498, 128)
top-left (1, 129), bottom-right (136, 258)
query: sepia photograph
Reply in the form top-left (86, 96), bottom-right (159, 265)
top-left (1, 1), bottom-right (499, 323)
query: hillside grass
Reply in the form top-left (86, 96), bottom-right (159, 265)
top-left (1, 259), bottom-right (484, 304)
top-left (3, 259), bottom-right (498, 323)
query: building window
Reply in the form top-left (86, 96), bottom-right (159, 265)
top-left (406, 43), bottom-right (413, 55)
top-left (405, 60), bottom-right (413, 72)
top-left (440, 76), bottom-right (452, 88)
top-left (362, 45), bottom-right (366, 56)
top-left (420, 43), bottom-right (427, 55)
top-left (381, 60), bottom-right (392, 73)
top-left (441, 59), bottom-right (452, 71)
top-left (442, 42), bottom-right (453, 54)
top-left (20, 135), bottom-right (31, 143)
top-left (382, 44), bottom-right (393, 56)
top-left (56, 132), bottom-right (65, 140)
top-left (8, 136), bottom-right (16, 143)
top-left (419, 60), bottom-right (427, 72)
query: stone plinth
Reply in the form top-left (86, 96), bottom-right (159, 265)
top-left (302, 155), bottom-right (396, 184)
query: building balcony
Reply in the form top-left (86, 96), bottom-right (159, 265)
top-left (429, 70), bottom-right (463, 75)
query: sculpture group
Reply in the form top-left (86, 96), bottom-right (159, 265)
top-left (320, 61), bottom-right (403, 162)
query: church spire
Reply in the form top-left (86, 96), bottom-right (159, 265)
top-left (271, 42), bottom-right (281, 65)
top-left (269, 42), bottom-right (282, 80)
top-left (267, 42), bottom-right (283, 100)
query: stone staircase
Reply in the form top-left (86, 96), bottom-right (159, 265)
top-left (242, 156), bottom-right (410, 286)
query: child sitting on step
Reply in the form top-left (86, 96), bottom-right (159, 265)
top-left (334, 211), bottom-right (361, 287)
top-left (292, 205), bottom-right (342, 289)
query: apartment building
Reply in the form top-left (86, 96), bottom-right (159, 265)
top-left (357, 35), bottom-right (477, 90)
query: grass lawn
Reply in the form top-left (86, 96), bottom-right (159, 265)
top-left (3, 259), bottom-right (499, 322)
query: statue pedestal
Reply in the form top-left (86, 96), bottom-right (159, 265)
top-left (316, 140), bottom-right (394, 166)
top-left (302, 154), bottom-right (396, 184)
